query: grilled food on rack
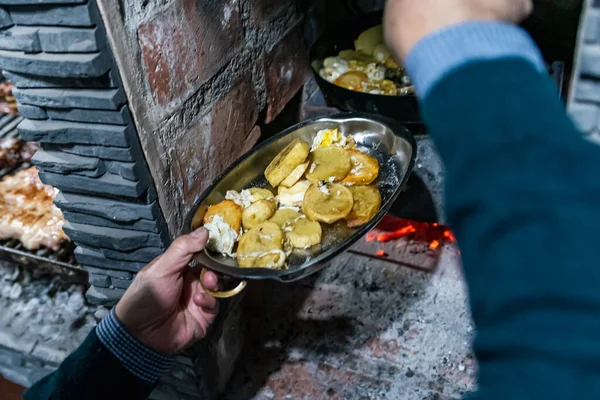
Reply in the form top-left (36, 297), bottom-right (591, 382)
top-left (202, 128), bottom-right (382, 268)
top-left (0, 138), bottom-right (39, 170)
top-left (0, 167), bottom-right (69, 250)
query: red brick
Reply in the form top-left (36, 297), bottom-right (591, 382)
top-left (251, 0), bottom-right (296, 27)
top-left (137, 0), bottom-right (243, 108)
top-left (171, 75), bottom-right (259, 205)
top-left (263, 23), bottom-right (309, 122)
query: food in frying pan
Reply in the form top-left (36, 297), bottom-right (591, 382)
top-left (0, 167), bottom-right (69, 250)
top-left (202, 128), bottom-right (382, 269)
top-left (319, 25), bottom-right (415, 96)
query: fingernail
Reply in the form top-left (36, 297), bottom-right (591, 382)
top-left (190, 227), bottom-right (208, 238)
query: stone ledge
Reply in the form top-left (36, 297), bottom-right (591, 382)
top-left (64, 222), bottom-right (165, 252)
top-left (0, 50), bottom-right (110, 78)
top-left (47, 105), bottom-right (132, 125)
top-left (19, 118), bottom-right (132, 147)
top-left (32, 148), bottom-right (102, 174)
top-left (110, 278), bottom-right (132, 290)
top-left (85, 285), bottom-right (125, 307)
top-left (54, 192), bottom-right (162, 222)
top-left (75, 247), bottom-right (146, 272)
top-left (0, 7), bottom-right (11, 29)
top-left (16, 104), bottom-right (46, 120)
top-left (83, 265), bottom-right (132, 280)
top-left (88, 273), bottom-right (110, 288)
top-left (39, 170), bottom-right (148, 199)
top-left (38, 26), bottom-right (104, 53)
top-left (13, 87), bottom-right (125, 110)
top-left (62, 210), bottom-right (160, 233)
top-left (3, 69), bottom-right (117, 88)
top-left (10, 3), bottom-right (96, 27)
top-left (59, 143), bottom-right (137, 162)
top-left (0, 26), bottom-right (40, 52)
top-left (101, 246), bottom-right (164, 263)
top-left (106, 159), bottom-right (147, 181)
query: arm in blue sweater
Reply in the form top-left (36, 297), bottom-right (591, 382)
top-left (408, 23), bottom-right (600, 399)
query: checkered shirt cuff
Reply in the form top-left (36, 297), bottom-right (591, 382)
top-left (96, 309), bottom-right (175, 384)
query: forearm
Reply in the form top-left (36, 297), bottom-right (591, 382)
top-left (25, 310), bottom-right (173, 400)
top-left (407, 23), bottom-right (600, 398)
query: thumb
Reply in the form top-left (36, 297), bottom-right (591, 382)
top-left (150, 228), bottom-right (209, 274)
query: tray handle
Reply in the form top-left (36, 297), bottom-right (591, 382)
top-left (199, 268), bottom-right (247, 298)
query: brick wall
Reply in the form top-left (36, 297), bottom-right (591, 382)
top-left (96, 0), bottom-right (310, 234)
top-left (0, 0), bottom-right (170, 306)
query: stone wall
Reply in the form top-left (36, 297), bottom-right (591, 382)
top-left (0, 0), bottom-right (170, 305)
top-left (96, 0), bottom-right (310, 233)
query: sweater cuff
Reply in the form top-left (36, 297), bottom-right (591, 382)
top-left (404, 21), bottom-right (545, 98)
top-left (96, 309), bottom-right (175, 384)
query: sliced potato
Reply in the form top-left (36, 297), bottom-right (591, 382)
top-left (285, 217), bottom-right (322, 249)
top-left (242, 199), bottom-right (276, 230)
top-left (302, 183), bottom-right (354, 224)
top-left (346, 185), bottom-right (381, 228)
top-left (270, 208), bottom-right (301, 228)
top-left (354, 24), bottom-right (384, 56)
top-left (334, 71), bottom-right (368, 91)
top-left (248, 188), bottom-right (275, 202)
top-left (280, 161), bottom-right (309, 188)
top-left (277, 180), bottom-right (311, 207)
top-left (305, 147), bottom-right (352, 184)
top-left (237, 221), bottom-right (285, 268)
top-left (202, 200), bottom-right (242, 233)
top-left (264, 139), bottom-right (310, 187)
top-left (338, 49), bottom-right (374, 63)
top-left (385, 56), bottom-right (401, 70)
top-left (373, 43), bottom-right (391, 63)
top-left (342, 150), bottom-right (380, 185)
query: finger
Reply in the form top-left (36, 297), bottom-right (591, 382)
top-left (200, 270), bottom-right (219, 291)
top-left (193, 292), bottom-right (219, 314)
top-left (150, 228), bottom-right (209, 274)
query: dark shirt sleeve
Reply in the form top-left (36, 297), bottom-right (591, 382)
top-left (24, 310), bottom-right (174, 399)
top-left (24, 328), bottom-right (154, 400)
top-left (408, 25), bottom-right (600, 399)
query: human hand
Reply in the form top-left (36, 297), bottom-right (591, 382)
top-left (115, 228), bottom-right (219, 355)
top-left (384, 0), bottom-right (533, 60)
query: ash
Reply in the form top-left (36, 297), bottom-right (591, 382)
top-left (0, 262), bottom-right (102, 388)
top-left (227, 245), bottom-right (477, 399)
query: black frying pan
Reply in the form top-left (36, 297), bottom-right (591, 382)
top-left (308, 13), bottom-right (421, 124)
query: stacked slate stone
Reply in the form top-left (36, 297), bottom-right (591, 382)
top-left (0, 0), bottom-right (170, 306)
top-left (569, 2), bottom-right (600, 141)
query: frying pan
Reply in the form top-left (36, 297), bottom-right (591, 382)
top-left (308, 13), bottom-right (421, 124)
top-left (182, 113), bottom-right (416, 297)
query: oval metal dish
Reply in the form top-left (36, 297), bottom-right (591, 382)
top-left (182, 113), bottom-right (416, 282)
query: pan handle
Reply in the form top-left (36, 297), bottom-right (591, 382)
top-left (199, 268), bottom-right (247, 298)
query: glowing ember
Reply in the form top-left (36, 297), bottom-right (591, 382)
top-left (376, 249), bottom-right (386, 257)
top-left (377, 225), bottom-right (416, 242)
top-left (429, 240), bottom-right (440, 250)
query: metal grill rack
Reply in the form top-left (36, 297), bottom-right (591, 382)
top-left (0, 112), bottom-right (86, 282)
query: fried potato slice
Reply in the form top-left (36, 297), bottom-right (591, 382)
top-left (269, 208), bottom-right (301, 228)
top-left (305, 147), bottom-right (352, 184)
top-left (237, 221), bottom-right (285, 268)
top-left (264, 138), bottom-right (310, 187)
top-left (202, 200), bottom-right (242, 233)
top-left (248, 188), bottom-right (275, 202)
top-left (285, 216), bottom-right (322, 249)
top-left (242, 199), bottom-right (276, 230)
top-left (302, 183), bottom-right (354, 224)
top-left (277, 180), bottom-right (311, 207)
top-left (346, 185), bottom-right (381, 227)
top-left (342, 150), bottom-right (379, 185)
top-left (280, 161), bottom-right (309, 188)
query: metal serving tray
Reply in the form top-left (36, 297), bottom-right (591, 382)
top-left (182, 113), bottom-right (416, 282)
